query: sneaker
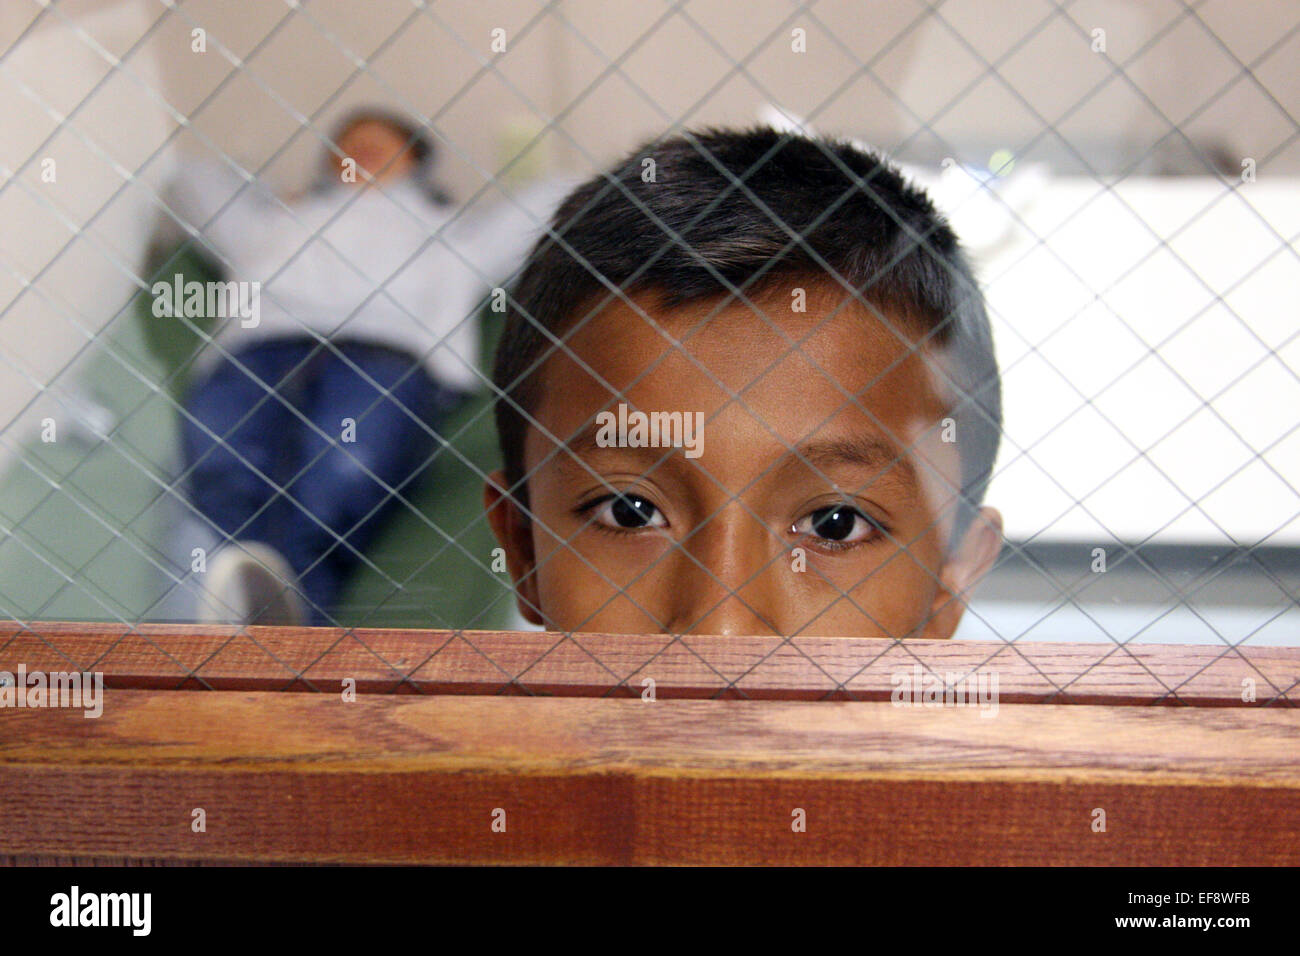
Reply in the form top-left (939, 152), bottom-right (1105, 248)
top-left (200, 542), bottom-right (307, 626)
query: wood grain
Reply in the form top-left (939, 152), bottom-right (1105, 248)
top-left (2, 689), bottom-right (1299, 865)
top-left (1, 621), bottom-right (1297, 704)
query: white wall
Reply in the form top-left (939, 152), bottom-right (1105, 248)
top-left (0, 0), bottom-right (174, 462)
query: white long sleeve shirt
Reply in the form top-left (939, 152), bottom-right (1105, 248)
top-left (168, 159), bottom-right (570, 392)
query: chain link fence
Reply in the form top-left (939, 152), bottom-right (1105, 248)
top-left (0, 0), bottom-right (1296, 701)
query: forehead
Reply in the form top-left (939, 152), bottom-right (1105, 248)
top-left (341, 119), bottom-right (405, 139)
top-left (527, 286), bottom-right (955, 476)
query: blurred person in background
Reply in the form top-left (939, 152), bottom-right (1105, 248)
top-left (166, 107), bottom-right (563, 625)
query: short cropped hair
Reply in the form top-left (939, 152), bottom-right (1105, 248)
top-left (492, 126), bottom-right (1001, 538)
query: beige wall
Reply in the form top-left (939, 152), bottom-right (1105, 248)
top-left (7, 0), bottom-right (1296, 227)
top-left (149, 0), bottom-right (1300, 195)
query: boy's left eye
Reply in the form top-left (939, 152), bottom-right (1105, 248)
top-left (589, 493), bottom-right (667, 531)
top-left (792, 505), bottom-right (881, 546)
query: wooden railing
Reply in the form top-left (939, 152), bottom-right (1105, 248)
top-left (2, 623), bottom-right (1298, 865)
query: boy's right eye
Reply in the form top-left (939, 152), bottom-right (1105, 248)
top-left (588, 493), bottom-right (666, 531)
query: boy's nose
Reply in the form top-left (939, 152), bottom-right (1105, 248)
top-left (662, 506), bottom-right (786, 636)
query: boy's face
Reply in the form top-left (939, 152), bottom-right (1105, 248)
top-left (485, 286), bottom-right (1002, 639)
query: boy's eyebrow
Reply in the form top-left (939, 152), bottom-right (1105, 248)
top-left (559, 424), bottom-right (677, 467)
top-left (787, 435), bottom-right (920, 497)
top-left (561, 424), bottom-right (920, 495)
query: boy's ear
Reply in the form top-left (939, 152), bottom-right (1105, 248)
top-left (483, 470), bottom-right (544, 626)
top-left (923, 506), bottom-right (1003, 640)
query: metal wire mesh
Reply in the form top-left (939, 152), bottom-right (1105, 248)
top-left (0, 0), bottom-right (1296, 703)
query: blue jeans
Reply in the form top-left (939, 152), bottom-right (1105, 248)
top-left (181, 338), bottom-right (467, 624)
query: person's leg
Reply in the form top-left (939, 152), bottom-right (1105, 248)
top-left (280, 344), bottom-right (444, 623)
top-left (181, 341), bottom-right (315, 544)
top-left (181, 340), bottom-right (318, 621)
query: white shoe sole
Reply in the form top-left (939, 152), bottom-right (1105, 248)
top-left (200, 541), bottom-right (307, 626)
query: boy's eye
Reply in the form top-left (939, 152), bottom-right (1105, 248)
top-left (591, 494), bottom-right (666, 531)
top-left (793, 505), bottom-right (880, 545)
